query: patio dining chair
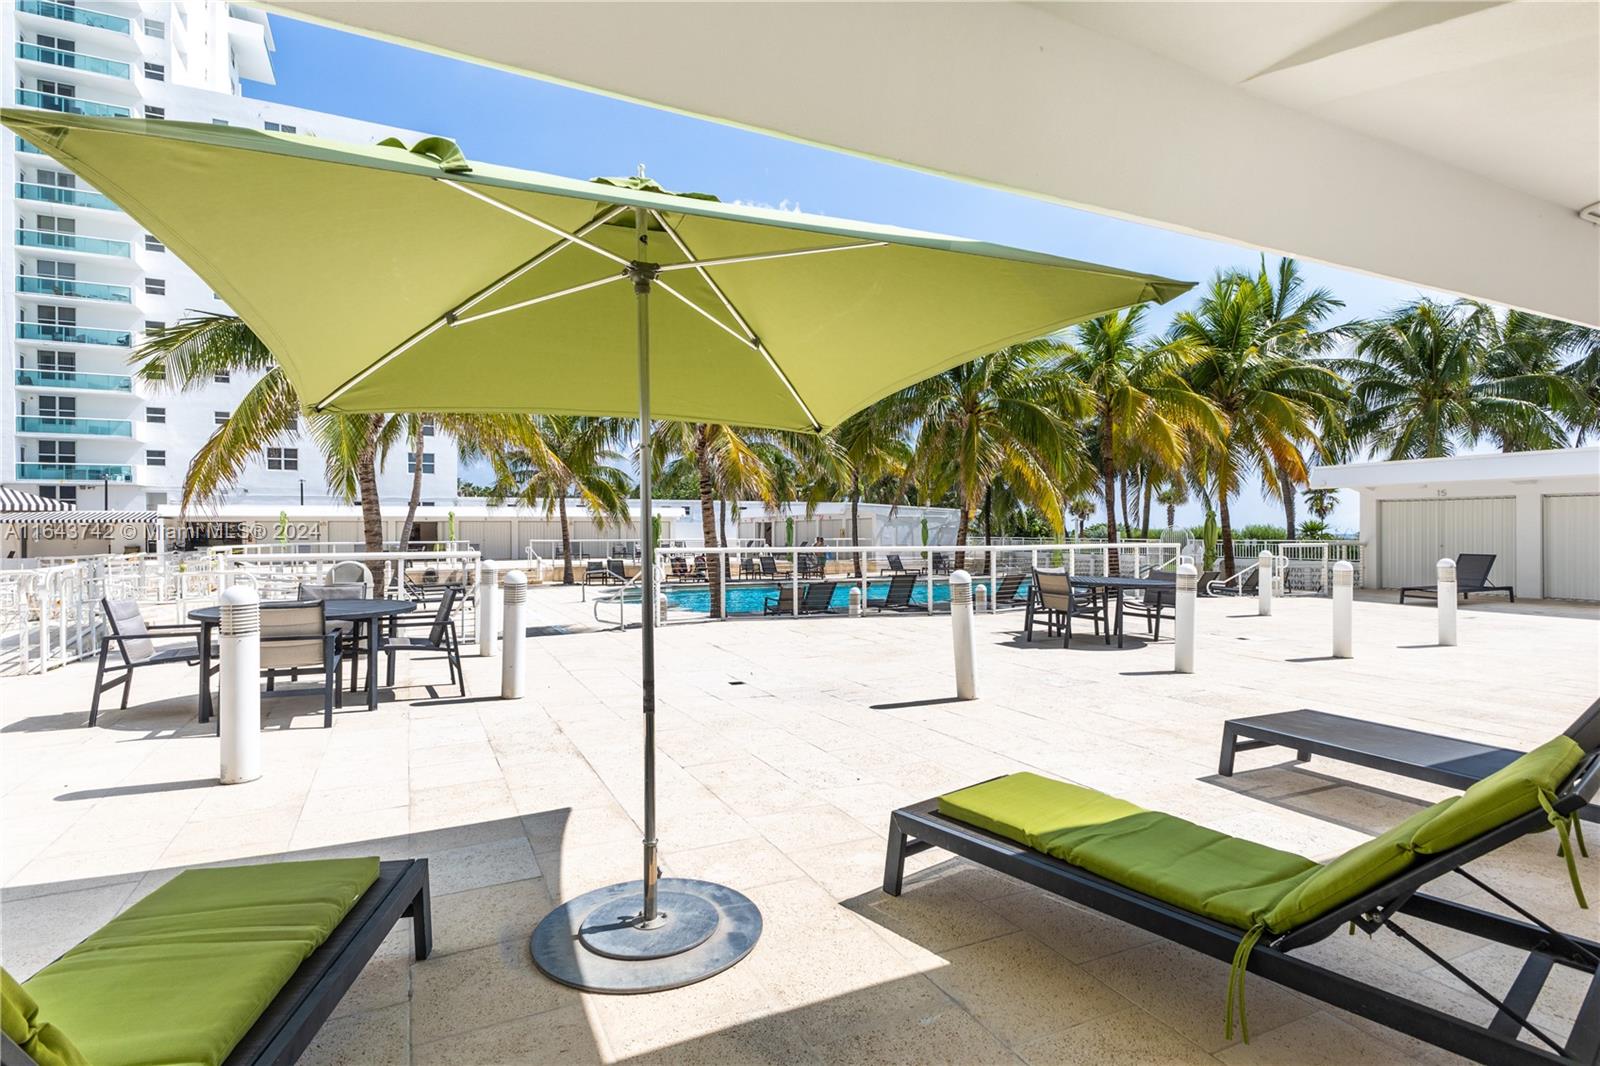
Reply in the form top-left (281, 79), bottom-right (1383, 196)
top-left (89, 599), bottom-right (217, 727)
top-left (259, 601), bottom-right (344, 728)
top-left (1024, 569), bottom-right (1107, 647)
top-left (383, 585), bottom-right (466, 697)
top-left (1121, 575), bottom-right (1177, 639)
top-left (299, 581), bottom-right (366, 690)
top-left (582, 559), bottom-right (613, 585)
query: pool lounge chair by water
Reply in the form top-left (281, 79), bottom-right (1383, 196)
top-left (885, 554), bottom-right (924, 576)
top-left (1399, 553), bottom-right (1516, 604)
top-left (991, 572), bottom-right (1027, 609)
top-left (884, 737), bottom-right (1599, 1065)
top-left (871, 573), bottom-right (920, 611)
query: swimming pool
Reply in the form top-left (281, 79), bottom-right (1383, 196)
top-left (660, 578), bottom-right (1029, 614)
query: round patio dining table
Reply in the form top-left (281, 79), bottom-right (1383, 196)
top-left (189, 597), bottom-right (416, 722)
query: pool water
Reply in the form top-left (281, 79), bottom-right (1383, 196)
top-left (661, 578), bottom-right (1029, 614)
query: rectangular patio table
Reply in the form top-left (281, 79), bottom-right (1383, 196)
top-left (1067, 574), bottom-right (1174, 648)
top-left (189, 597), bottom-right (416, 722)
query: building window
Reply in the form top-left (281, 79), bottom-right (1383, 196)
top-left (143, 18), bottom-right (164, 38)
top-left (143, 105), bottom-right (164, 119)
top-left (143, 63), bottom-right (165, 82)
top-left (264, 121), bottom-right (297, 133)
top-left (213, 370), bottom-right (230, 384)
top-left (214, 410), bottom-right (229, 426)
top-left (265, 447), bottom-right (299, 471)
top-left (40, 485), bottom-right (77, 504)
top-left (38, 440), bottom-right (75, 464)
top-left (146, 449), bottom-right (166, 467)
top-left (38, 396), bottom-right (76, 418)
top-left (144, 234), bottom-right (164, 253)
top-left (145, 278), bottom-right (165, 295)
top-left (143, 320), bottom-right (164, 334)
top-left (407, 452), bottom-right (436, 475)
top-left (421, 416), bottom-right (436, 437)
top-left (36, 350), bottom-right (76, 372)
top-left (146, 407), bottom-right (166, 424)
top-left (212, 118), bottom-right (229, 126)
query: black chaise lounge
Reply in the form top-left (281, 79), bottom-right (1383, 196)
top-left (1400, 552), bottom-right (1516, 604)
top-left (990, 572), bottom-right (1027, 609)
top-left (872, 573), bottom-right (919, 611)
top-left (884, 737), bottom-right (1599, 1066)
top-left (1220, 700), bottom-right (1600, 823)
top-left (2, 857), bottom-right (430, 1066)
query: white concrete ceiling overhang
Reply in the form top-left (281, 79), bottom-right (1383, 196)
top-left (266, 1), bottom-right (1600, 326)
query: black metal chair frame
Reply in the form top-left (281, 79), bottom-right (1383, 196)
top-left (382, 587), bottom-right (466, 697)
top-left (885, 553), bottom-right (925, 576)
top-left (884, 753), bottom-right (1600, 1066)
top-left (990, 572), bottom-right (1027, 609)
top-left (1220, 701), bottom-right (1600, 823)
top-left (872, 573), bottom-right (920, 612)
top-left (758, 556), bottom-right (790, 580)
top-left (1, 859), bottom-right (431, 1066)
top-left (1121, 579), bottom-right (1177, 640)
top-left (89, 599), bottom-right (217, 727)
top-left (799, 580), bottom-right (839, 614)
top-left (1400, 553), bottom-right (1516, 604)
top-left (259, 602), bottom-right (345, 728)
top-left (582, 559), bottom-right (617, 585)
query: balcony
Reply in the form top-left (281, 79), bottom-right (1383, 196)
top-left (15, 43), bottom-right (131, 79)
top-left (15, 463), bottom-right (134, 482)
top-left (17, 276), bottom-right (132, 303)
top-left (15, 89), bottom-right (131, 119)
top-left (15, 368), bottom-right (134, 392)
top-left (16, 229), bottom-right (131, 258)
top-left (16, 0), bottom-right (132, 35)
top-left (16, 137), bottom-right (45, 154)
top-left (16, 323), bottom-right (132, 347)
top-left (16, 183), bottom-right (119, 211)
top-left (16, 416), bottom-right (133, 437)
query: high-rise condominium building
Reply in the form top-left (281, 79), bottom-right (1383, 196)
top-left (3, 1), bottom-right (459, 513)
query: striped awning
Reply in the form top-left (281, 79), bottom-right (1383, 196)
top-left (0, 510), bottom-right (158, 525)
top-left (0, 488), bottom-right (75, 512)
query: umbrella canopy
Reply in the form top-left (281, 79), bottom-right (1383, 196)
top-left (2, 111), bottom-right (1191, 430)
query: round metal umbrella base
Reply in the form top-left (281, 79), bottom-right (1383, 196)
top-left (531, 878), bottom-right (761, 993)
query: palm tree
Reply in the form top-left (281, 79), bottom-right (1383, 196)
top-left (1155, 479), bottom-right (1188, 532)
top-left (894, 340), bottom-right (1090, 568)
top-left (1067, 495), bottom-right (1095, 539)
top-left (486, 417), bottom-right (631, 584)
top-left (802, 409), bottom-right (911, 576)
top-left (1302, 487), bottom-right (1339, 523)
top-left (1343, 299), bottom-right (1563, 460)
top-left (1473, 304), bottom-right (1598, 449)
top-left (1058, 308), bottom-right (1223, 572)
top-left (132, 313), bottom-right (394, 553)
top-left (1170, 272), bottom-right (1345, 575)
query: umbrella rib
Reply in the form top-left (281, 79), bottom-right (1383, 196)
top-left (438, 178), bottom-right (631, 269)
top-left (655, 242), bottom-right (888, 273)
top-left (451, 273), bottom-right (628, 327)
top-left (456, 204), bottom-right (628, 318)
top-left (650, 210), bottom-right (822, 431)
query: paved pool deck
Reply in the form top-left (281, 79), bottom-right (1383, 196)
top-left (2, 588), bottom-right (1596, 1065)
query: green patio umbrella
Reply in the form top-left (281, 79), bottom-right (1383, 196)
top-left (3, 108), bottom-right (1193, 990)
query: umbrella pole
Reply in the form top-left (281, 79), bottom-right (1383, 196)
top-left (634, 206), bottom-right (661, 925)
top-left (529, 203), bottom-right (762, 993)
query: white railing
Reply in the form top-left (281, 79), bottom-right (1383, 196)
top-left (644, 541), bottom-right (1181, 620)
top-left (213, 540), bottom-right (476, 556)
top-left (1, 561), bottom-right (111, 675)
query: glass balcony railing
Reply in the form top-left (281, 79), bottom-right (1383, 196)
top-left (16, 137), bottom-right (45, 154)
top-left (16, 463), bottom-right (134, 482)
top-left (16, 323), bottom-right (131, 347)
top-left (15, 368), bottom-right (134, 392)
top-left (15, 89), bottom-right (130, 118)
top-left (17, 276), bottom-right (132, 302)
top-left (16, 416), bottom-right (133, 437)
top-left (16, 0), bottom-right (132, 35)
top-left (16, 183), bottom-right (119, 211)
top-left (15, 43), bottom-right (131, 78)
top-left (16, 229), bottom-right (131, 257)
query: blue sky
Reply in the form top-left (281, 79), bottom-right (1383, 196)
top-left (247, 14), bottom-right (1455, 533)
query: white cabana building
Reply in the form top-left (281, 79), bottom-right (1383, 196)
top-left (1311, 447), bottom-right (1600, 601)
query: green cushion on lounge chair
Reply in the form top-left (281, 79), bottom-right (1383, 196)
top-left (22, 857), bottom-right (378, 1066)
top-left (3, 967), bottom-right (87, 1066)
top-left (1410, 736), bottom-right (1585, 855)
top-left (1261, 798), bottom-right (1454, 933)
top-left (939, 772), bottom-right (1146, 851)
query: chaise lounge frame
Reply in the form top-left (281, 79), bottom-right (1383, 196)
top-left (882, 755), bottom-right (1600, 1066)
top-left (1399, 552), bottom-right (1515, 605)
top-left (1, 858), bottom-right (432, 1066)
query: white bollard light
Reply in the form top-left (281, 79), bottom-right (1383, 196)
top-left (501, 569), bottom-right (527, 699)
top-left (1258, 550), bottom-right (1274, 616)
top-left (1332, 561), bottom-right (1354, 659)
top-left (848, 586), bottom-right (863, 618)
top-left (218, 585), bottom-right (261, 785)
top-left (1175, 563), bottom-right (1197, 674)
top-left (950, 569), bottom-right (978, 700)
top-left (973, 583), bottom-right (989, 614)
top-left (1437, 558), bottom-right (1458, 646)
top-left (477, 565), bottom-right (501, 657)
top-left (657, 592), bottom-right (669, 624)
